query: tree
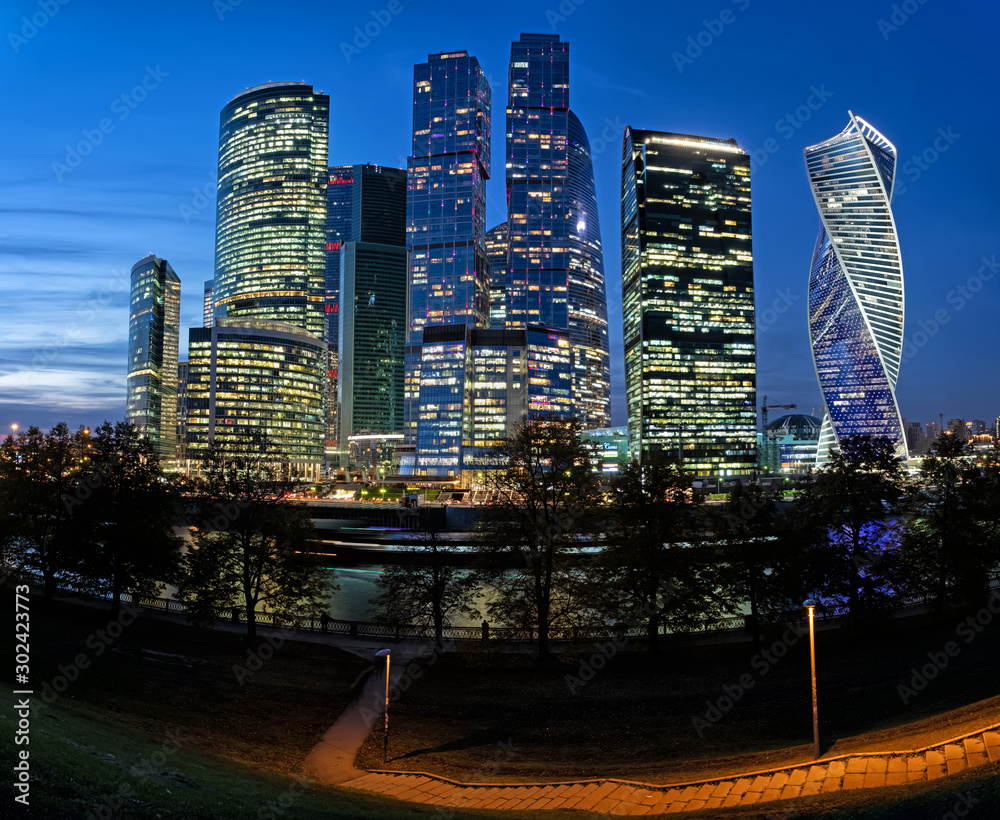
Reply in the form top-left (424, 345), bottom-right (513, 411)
top-left (592, 453), bottom-right (718, 650)
top-left (712, 481), bottom-right (807, 648)
top-left (476, 418), bottom-right (600, 661)
top-left (176, 431), bottom-right (335, 639)
top-left (902, 435), bottom-right (1000, 610)
top-left (370, 509), bottom-right (478, 647)
top-left (797, 435), bottom-right (906, 619)
top-left (67, 421), bottom-right (182, 617)
top-left (0, 423), bottom-right (91, 597)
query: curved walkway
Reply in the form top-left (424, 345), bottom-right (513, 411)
top-left (323, 723), bottom-right (1000, 814)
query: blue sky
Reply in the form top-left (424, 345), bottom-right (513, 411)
top-left (1, 0), bottom-right (997, 432)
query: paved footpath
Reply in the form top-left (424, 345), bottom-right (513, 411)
top-left (332, 725), bottom-right (1000, 814)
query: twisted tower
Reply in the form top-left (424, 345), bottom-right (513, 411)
top-left (805, 112), bottom-right (906, 466)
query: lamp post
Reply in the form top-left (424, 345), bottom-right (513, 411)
top-left (375, 648), bottom-right (391, 762)
top-left (804, 599), bottom-right (819, 759)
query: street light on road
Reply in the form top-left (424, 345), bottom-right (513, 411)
top-left (804, 599), bottom-right (819, 759)
top-left (375, 648), bottom-right (391, 762)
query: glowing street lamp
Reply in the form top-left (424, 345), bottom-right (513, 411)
top-left (375, 648), bottom-right (391, 762)
top-left (804, 599), bottom-right (819, 759)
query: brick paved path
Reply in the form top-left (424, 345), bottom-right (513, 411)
top-left (339, 726), bottom-right (1000, 814)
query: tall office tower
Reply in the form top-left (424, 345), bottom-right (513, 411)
top-left (125, 254), bottom-right (180, 463)
top-left (412, 323), bottom-right (571, 478)
top-left (486, 222), bottom-right (508, 328)
top-left (404, 51), bottom-right (492, 447)
top-left (325, 164), bottom-right (408, 455)
top-left (947, 418), bottom-right (967, 440)
top-left (621, 128), bottom-right (757, 477)
top-left (505, 33), bottom-right (611, 429)
top-left (176, 360), bottom-right (188, 461)
top-left (213, 82), bottom-right (329, 338)
top-left (186, 319), bottom-right (326, 476)
top-left (805, 112), bottom-right (906, 466)
top-left (202, 280), bottom-right (214, 328)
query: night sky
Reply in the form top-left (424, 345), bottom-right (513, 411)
top-left (2, 0), bottom-right (997, 433)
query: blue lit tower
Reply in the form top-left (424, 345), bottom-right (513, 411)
top-left (404, 51), bottom-right (492, 445)
top-left (805, 112), bottom-right (906, 466)
top-left (505, 33), bottom-right (610, 428)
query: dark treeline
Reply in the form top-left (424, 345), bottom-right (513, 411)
top-left (2, 419), bottom-right (999, 655)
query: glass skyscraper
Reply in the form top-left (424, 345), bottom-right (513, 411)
top-left (202, 279), bottom-right (214, 328)
top-left (213, 82), bottom-right (329, 338)
top-left (404, 51), bottom-right (492, 452)
top-left (485, 222), bottom-right (508, 328)
top-left (126, 254), bottom-right (180, 463)
top-left (805, 112), bottom-right (906, 466)
top-left (505, 33), bottom-right (611, 429)
top-left (185, 319), bottom-right (326, 476)
top-left (621, 128), bottom-right (757, 477)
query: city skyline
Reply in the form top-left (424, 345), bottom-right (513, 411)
top-left (2, 1), bottom-right (998, 432)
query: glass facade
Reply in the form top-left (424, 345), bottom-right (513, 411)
top-left (621, 128), bottom-right (757, 477)
top-left (185, 319), bottom-right (326, 472)
top-left (203, 279), bottom-right (214, 328)
top-left (213, 82), bottom-right (329, 338)
top-left (806, 112), bottom-right (906, 466)
top-left (177, 360), bottom-right (188, 461)
top-left (125, 254), bottom-right (180, 463)
top-left (338, 242), bottom-right (409, 444)
top-left (405, 51), bottom-right (492, 447)
top-left (485, 221), bottom-right (508, 328)
top-left (505, 33), bottom-right (610, 429)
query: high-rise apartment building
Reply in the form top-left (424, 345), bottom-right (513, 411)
top-left (805, 112), bottom-right (906, 465)
top-left (621, 128), bottom-right (757, 477)
top-left (505, 33), bottom-right (610, 429)
top-left (126, 254), bottom-right (180, 463)
top-left (185, 319), bottom-right (326, 476)
top-left (213, 82), bottom-right (329, 338)
top-left (485, 222), bottom-right (508, 328)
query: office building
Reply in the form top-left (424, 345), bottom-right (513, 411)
top-left (505, 33), bottom-right (611, 428)
top-left (203, 280), bottom-right (214, 328)
top-left (213, 82), bottom-right (329, 337)
top-left (125, 254), bottom-right (180, 463)
top-left (185, 319), bottom-right (326, 476)
top-left (486, 222), bottom-right (508, 328)
top-left (805, 112), bottom-right (906, 465)
top-left (177, 360), bottom-right (188, 461)
top-left (620, 127), bottom-right (757, 477)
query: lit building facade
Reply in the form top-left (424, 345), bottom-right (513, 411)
top-left (621, 127), bottom-right (757, 477)
top-left (486, 221), bottom-right (508, 328)
top-left (177, 360), bottom-right (188, 461)
top-left (203, 279), bottom-right (214, 328)
top-left (805, 112), bottom-right (906, 466)
top-left (505, 33), bottom-right (611, 429)
top-left (405, 51), bottom-right (492, 444)
top-left (126, 254), bottom-right (180, 463)
top-left (213, 82), bottom-right (329, 338)
top-left (185, 319), bottom-right (326, 476)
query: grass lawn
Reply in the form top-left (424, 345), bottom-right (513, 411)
top-left (356, 611), bottom-right (1000, 785)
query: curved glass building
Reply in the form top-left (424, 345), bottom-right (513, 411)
top-left (505, 33), bottom-right (610, 429)
top-left (213, 82), bottom-right (329, 338)
top-left (805, 112), bottom-right (906, 466)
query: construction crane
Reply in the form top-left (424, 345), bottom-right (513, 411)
top-left (761, 395), bottom-right (797, 434)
